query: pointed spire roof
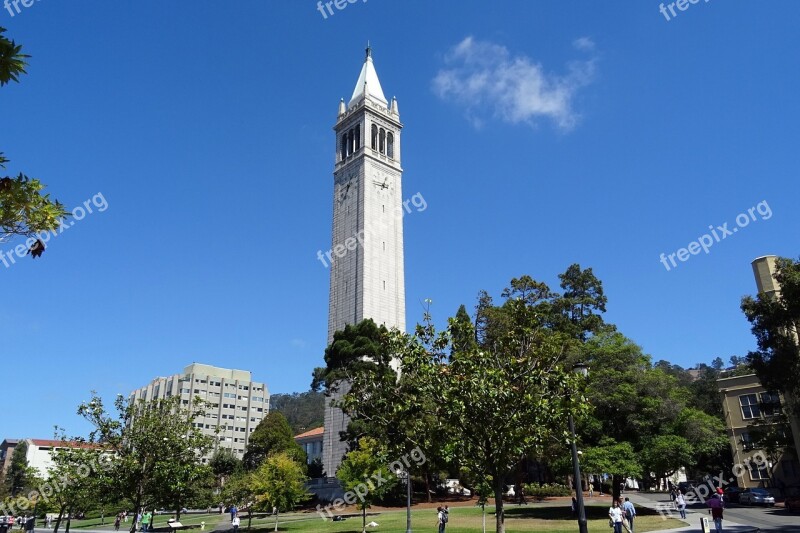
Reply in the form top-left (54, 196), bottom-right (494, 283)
top-left (349, 44), bottom-right (387, 108)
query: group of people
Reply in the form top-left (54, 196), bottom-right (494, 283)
top-left (609, 497), bottom-right (637, 533)
top-left (0, 514), bottom-right (34, 532)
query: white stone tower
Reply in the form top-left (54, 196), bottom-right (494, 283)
top-left (322, 46), bottom-right (406, 476)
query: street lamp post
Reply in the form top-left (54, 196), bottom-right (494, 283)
top-left (405, 468), bottom-right (412, 533)
top-left (570, 363), bottom-right (589, 533)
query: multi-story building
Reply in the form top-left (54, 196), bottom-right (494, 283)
top-left (0, 439), bottom-right (19, 476)
top-left (718, 373), bottom-right (800, 490)
top-left (130, 363), bottom-right (269, 459)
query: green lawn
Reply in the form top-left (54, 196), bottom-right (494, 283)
top-left (70, 513), bottom-right (224, 530)
top-left (235, 504), bottom-right (683, 533)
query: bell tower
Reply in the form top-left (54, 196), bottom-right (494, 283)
top-left (322, 46), bottom-right (406, 475)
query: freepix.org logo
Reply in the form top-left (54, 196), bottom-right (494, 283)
top-left (4, 0), bottom-right (43, 18)
top-left (658, 200), bottom-right (772, 272)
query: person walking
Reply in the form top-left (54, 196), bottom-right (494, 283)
top-left (140, 511), bottom-right (150, 533)
top-left (609, 500), bottom-right (624, 533)
top-left (707, 494), bottom-right (724, 533)
top-left (114, 515), bottom-right (121, 532)
top-left (231, 515), bottom-right (239, 533)
top-left (229, 506), bottom-right (237, 523)
top-left (675, 490), bottom-right (687, 519)
top-left (436, 507), bottom-right (446, 533)
top-left (622, 497), bottom-right (636, 533)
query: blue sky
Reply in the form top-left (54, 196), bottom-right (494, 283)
top-left (2, 1), bottom-right (798, 438)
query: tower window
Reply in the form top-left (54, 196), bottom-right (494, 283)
top-left (347, 130), bottom-right (354, 157)
top-left (379, 128), bottom-right (386, 154)
top-left (371, 125), bottom-right (378, 150)
top-left (354, 125), bottom-right (361, 152)
top-left (387, 132), bottom-right (394, 159)
top-left (340, 134), bottom-right (347, 161)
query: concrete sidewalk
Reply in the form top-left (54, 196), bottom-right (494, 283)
top-left (624, 493), bottom-right (759, 533)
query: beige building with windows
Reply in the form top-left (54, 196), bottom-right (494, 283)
top-left (718, 373), bottom-right (800, 490)
top-left (130, 363), bottom-right (269, 459)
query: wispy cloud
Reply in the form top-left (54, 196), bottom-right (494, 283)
top-left (432, 36), bottom-right (597, 131)
top-left (290, 338), bottom-right (307, 349)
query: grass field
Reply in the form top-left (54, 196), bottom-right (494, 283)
top-left (236, 503), bottom-right (683, 533)
top-left (70, 513), bottom-right (223, 530)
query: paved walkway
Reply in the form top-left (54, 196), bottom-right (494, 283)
top-left (625, 493), bottom-right (759, 533)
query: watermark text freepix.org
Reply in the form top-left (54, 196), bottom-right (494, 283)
top-left (1, 192), bottom-right (109, 269)
top-left (659, 200), bottom-right (771, 272)
top-left (316, 0), bottom-right (367, 20)
top-left (659, 0), bottom-right (710, 22)
top-left (4, 0), bottom-right (43, 18)
top-left (316, 191), bottom-right (427, 268)
top-left (315, 447), bottom-right (426, 520)
top-left (0, 453), bottom-right (113, 515)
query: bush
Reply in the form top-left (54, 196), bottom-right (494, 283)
top-left (523, 483), bottom-right (572, 499)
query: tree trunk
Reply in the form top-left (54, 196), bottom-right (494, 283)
top-left (362, 505), bottom-right (366, 533)
top-left (482, 504), bottom-right (486, 533)
top-left (65, 507), bottom-right (72, 533)
top-left (54, 505), bottom-right (66, 533)
top-left (247, 513), bottom-right (252, 531)
top-left (176, 508), bottom-right (181, 522)
top-left (612, 474), bottom-right (622, 502)
top-left (494, 481), bottom-right (505, 533)
top-left (425, 469), bottom-right (432, 503)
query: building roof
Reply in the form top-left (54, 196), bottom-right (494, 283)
top-left (294, 427), bottom-right (324, 440)
top-left (349, 46), bottom-right (387, 107)
top-left (29, 439), bottom-right (104, 450)
top-left (1, 439), bottom-right (19, 446)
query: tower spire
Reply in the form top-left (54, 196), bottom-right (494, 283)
top-left (349, 43), bottom-right (387, 107)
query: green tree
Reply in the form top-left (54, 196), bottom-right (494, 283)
top-left (47, 446), bottom-right (108, 533)
top-left (550, 264), bottom-right (612, 341)
top-left (210, 448), bottom-right (243, 489)
top-left (336, 438), bottom-right (397, 533)
top-left (243, 411), bottom-right (305, 471)
top-left (250, 453), bottom-right (309, 532)
top-left (741, 256), bottom-right (800, 421)
top-left (3, 440), bottom-right (32, 496)
top-left (78, 394), bottom-right (213, 533)
top-left (580, 439), bottom-right (643, 488)
top-left (400, 282), bottom-right (586, 533)
top-left (220, 471), bottom-right (255, 530)
top-left (0, 27), bottom-right (27, 85)
top-left (641, 435), bottom-right (694, 487)
top-left (1, 28), bottom-right (67, 247)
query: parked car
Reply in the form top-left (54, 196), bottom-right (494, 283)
top-left (785, 495), bottom-right (800, 512)
top-left (739, 488), bottom-right (775, 506)
top-left (723, 486), bottom-right (742, 503)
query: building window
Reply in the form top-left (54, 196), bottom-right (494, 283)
top-left (740, 394), bottom-right (761, 419)
top-left (760, 391), bottom-right (782, 416)
top-left (354, 125), bottom-right (360, 152)
top-left (387, 132), bottom-right (394, 159)
top-left (379, 128), bottom-right (386, 154)
top-left (749, 461), bottom-right (769, 480)
top-left (371, 125), bottom-right (378, 150)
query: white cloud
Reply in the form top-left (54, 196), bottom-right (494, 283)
top-left (432, 36), bottom-right (597, 131)
top-left (573, 37), bottom-right (596, 51)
